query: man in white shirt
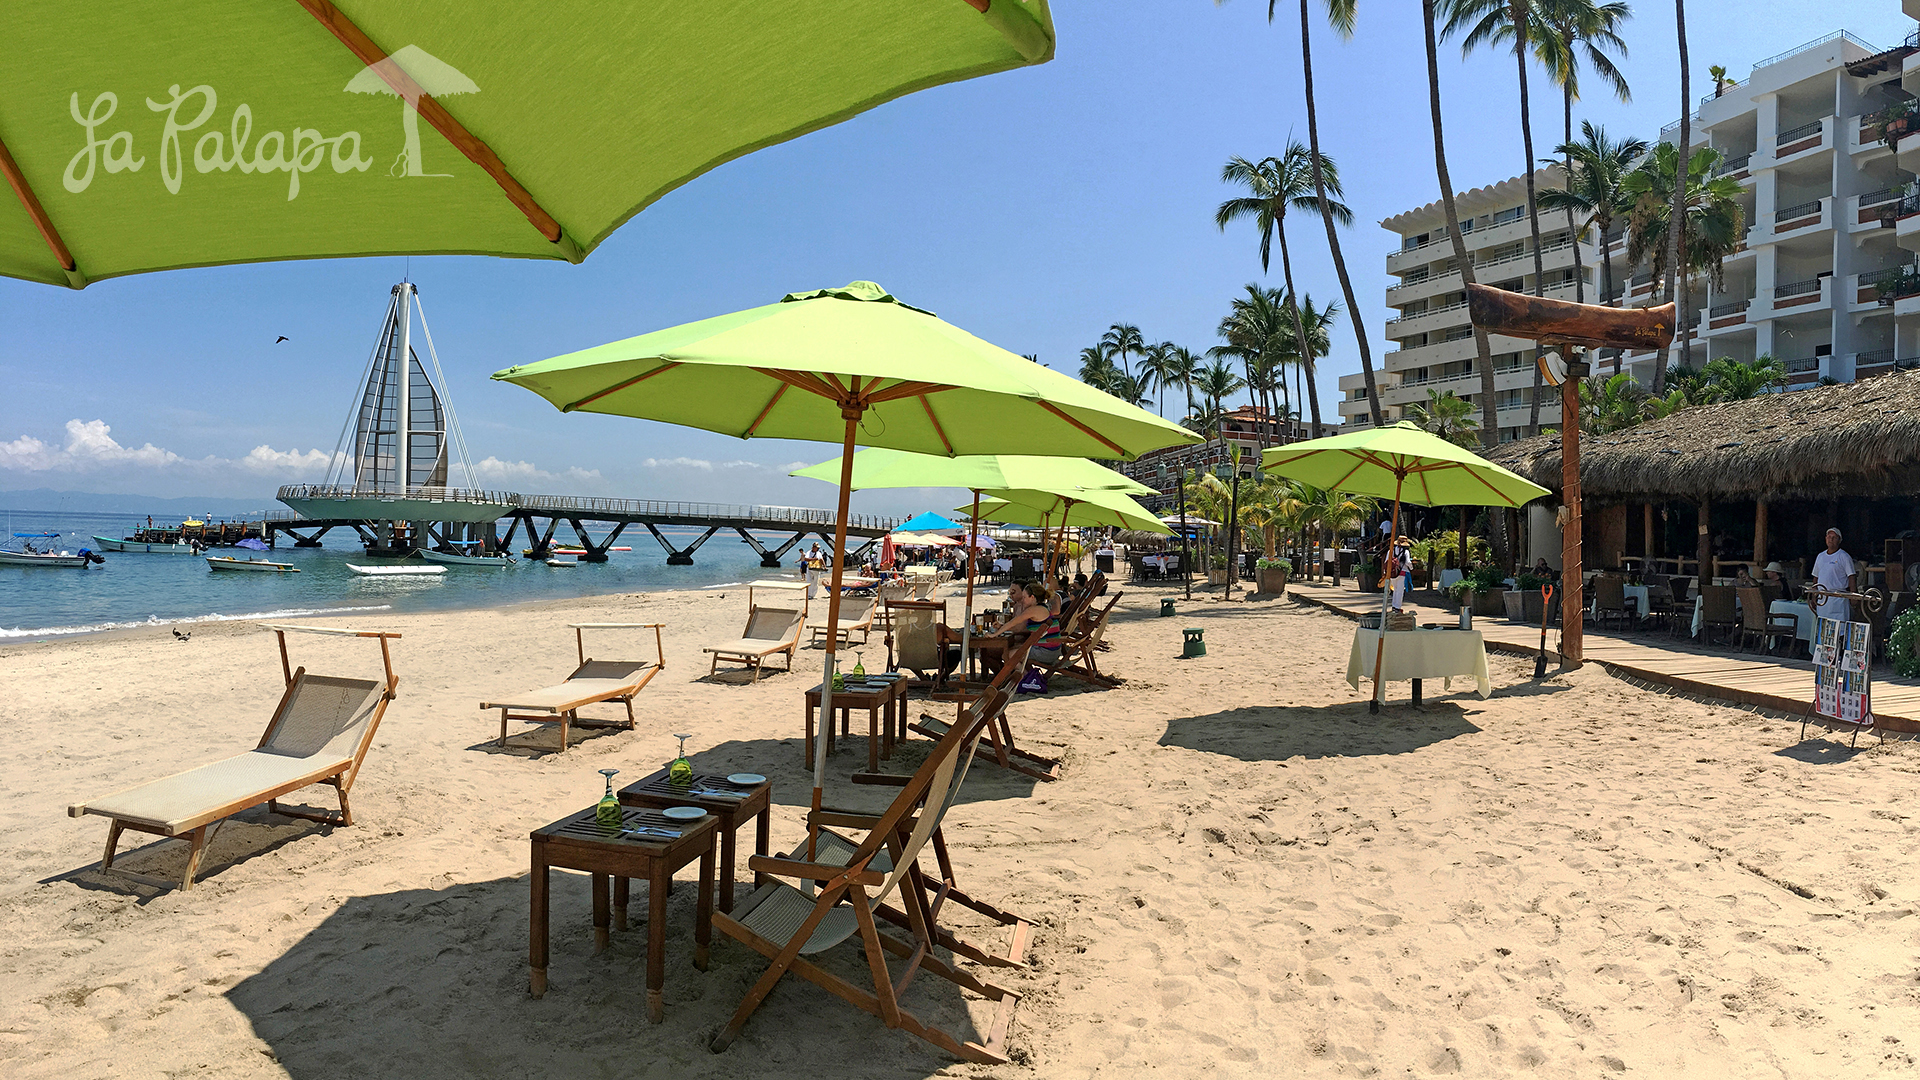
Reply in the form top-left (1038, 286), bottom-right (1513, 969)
top-left (1811, 528), bottom-right (1856, 623)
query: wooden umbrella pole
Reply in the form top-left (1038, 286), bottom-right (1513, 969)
top-left (811, 408), bottom-right (861, 852)
top-left (961, 489), bottom-right (980, 683)
top-left (1368, 475), bottom-right (1405, 715)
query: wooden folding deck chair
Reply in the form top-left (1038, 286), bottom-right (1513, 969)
top-left (911, 623), bottom-right (1061, 783)
top-left (1042, 591), bottom-right (1124, 688)
top-left (703, 606), bottom-right (805, 682)
top-left (809, 596), bottom-right (876, 647)
top-left (885, 599), bottom-right (947, 688)
top-left (479, 622), bottom-right (665, 750)
top-left (709, 674), bottom-right (1018, 1062)
top-left (67, 624), bottom-right (399, 892)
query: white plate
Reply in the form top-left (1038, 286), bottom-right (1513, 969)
top-left (662, 806), bottom-right (707, 821)
top-left (727, 773), bottom-right (766, 786)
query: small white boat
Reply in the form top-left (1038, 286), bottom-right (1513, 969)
top-left (420, 549), bottom-right (515, 567)
top-left (1, 548), bottom-right (101, 568)
top-left (92, 535), bottom-right (199, 554)
top-left (545, 556), bottom-right (579, 567)
top-left (207, 556), bottom-right (298, 573)
top-left (346, 563), bottom-right (447, 576)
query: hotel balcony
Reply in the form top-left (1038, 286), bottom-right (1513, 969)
top-left (1386, 238), bottom-right (1582, 305)
top-left (1849, 187), bottom-right (1904, 233)
top-left (1850, 108), bottom-right (1895, 157)
top-left (1760, 274), bottom-right (1831, 318)
top-left (1766, 116), bottom-right (1834, 168)
top-left (1375, 362), bottom-right (1543, 408)
top-left (1890, 194), bottom-right (1920, 253)
top-left (1851, 265), bottom-right (1918, 312)
top-left (1703, 297), bottom-right (1753, 333)
top-left (1851, 348), bottom-right (1920, 380)
top-left (1753, 195), bottom-right (1830, 244)
top-left (1384, 279), bottom-right (1582, 341)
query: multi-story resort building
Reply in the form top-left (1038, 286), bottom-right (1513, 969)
top-left (1339, 168), bottom-right (1594, 440)
top-left (1340, 26), bottom-right (1920, 433)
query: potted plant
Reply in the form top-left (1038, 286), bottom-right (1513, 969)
top-left (1407, 539), bottom-right (1434, 588)
top-left (1881, 99), bottom-right (1918, 154)
top-left (1207, 552), bottom-right (1231, 586)
top-left (1453, 564), bottom-right (1507, 617)
top-left (1356, 559), bottom-right (1382, 593)
top-left (1256, 556), bottom-right (1291, 595)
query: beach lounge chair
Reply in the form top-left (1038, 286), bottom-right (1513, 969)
top-left (67, 624), bottom-right (399, 892)
top-left (809, 595), bottom-right (875, 647)
top-left (1043, 592), bottom-right (1124, 688)
top-left (479, 623), bottom-right (665, 751)
top-left (709, 664), bottom-right (1020, 1062)
top-left (703, 606), bottom-right (805, 682)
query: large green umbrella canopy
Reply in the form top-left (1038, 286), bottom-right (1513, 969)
top-left (971, 489), bottom-right (1170, 535)
top-left (792, 448), bottom-right (1156, 496)
top-left (2, 4), bottom-right (1053, 288)
top-left (1259, 421), bottom-right (1548, 509)
top-left (493, 280), bottom-right (1196, 808)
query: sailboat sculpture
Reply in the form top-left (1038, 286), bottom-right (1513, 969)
top-left (277, 283), bottom-right (514, 556)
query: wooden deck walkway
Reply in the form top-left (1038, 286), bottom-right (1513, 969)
top-left (1286, 581), bottom-right (1920, 736)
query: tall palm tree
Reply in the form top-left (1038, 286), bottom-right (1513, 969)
top-left (1216, 144), bottom-right (1353, 439)
top-left (1212, 284), bottom-right (1294, 443)
top-left (1135, 341), bottom-right (1181, 417)
top-left (1532, 0), bottom-right (1632, 311)
top-left (1164, 345), bottom-right (1204, 424)
top-left (1448, 0), bottom-right (1557, 434)
top-left (1664, 0), bottom-right (1692, 393)
top-left (1422, 0), bottom-right (1502, 448)
top-left (1194, 359), bottom-right (1248, 430)
top-left (1269, 0), bottom-right (1383, 428)
top-left (1277, 292), bottom-right (1339, 433)
top-left (1404, 388), bottom-right (1482, 448)
top-left (1099, 323), bottom-right (1146, 381)
top-left (1622, 143), bottom-right (1745, 377)
top-left (1540, 122), bottom-right (1649, 370)
top-left (1078, 345), bottom-right (1120, 395)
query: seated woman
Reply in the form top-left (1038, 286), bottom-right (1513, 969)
top-left (940, 581), bottom-right (1062, 681)
top-left (1733, 565), bottom-right (1758, 589)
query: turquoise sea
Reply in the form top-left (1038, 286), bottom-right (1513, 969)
top-left (0, 509), bottom-right (802, 638)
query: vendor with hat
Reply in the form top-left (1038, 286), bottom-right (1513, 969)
top-left (1387, 534), bottom-right (1415, 611)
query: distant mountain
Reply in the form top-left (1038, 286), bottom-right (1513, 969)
top-left (0, 488), bottom-right (282, 517)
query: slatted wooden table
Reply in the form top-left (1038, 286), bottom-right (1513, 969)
top-left (803, 678), bottom-right (905, 771)
top-left (528, 805), bottom-right (717, 1022)
top-left (619, 768), bottom-right (771, 914)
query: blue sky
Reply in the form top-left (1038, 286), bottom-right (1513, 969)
top-left (0, 2), bottom-right (1908, 516)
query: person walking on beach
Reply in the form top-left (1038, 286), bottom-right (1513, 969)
top-left (1387, 536), bottom-right (1413, 611)
top-left (1811, 528), bottom-right (1856, 623)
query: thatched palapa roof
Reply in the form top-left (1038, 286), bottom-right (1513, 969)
top-left (1482, 369), bottom-right (1920, 502)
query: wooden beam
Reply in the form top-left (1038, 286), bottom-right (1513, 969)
top-left (1467, 283), bottom-right (1675, 352)
top-left (0, 131), bottom-right (81, 286)
top-left (294, 0), bottom-right (574, 253)
top-left (919, 394), bottom-right (955, 456)
top-left (741, 383), bottom-right (788, 439)
top-left (563, 362), bottom-right (679, 412)
top-left (1035, 401), bottom-right (1126, 459)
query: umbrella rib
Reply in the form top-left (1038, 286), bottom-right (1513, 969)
top-left (296, 0), bottom-right (570, 249)
top-left (919, 394), bottom-right (955, 456)
top-left (0, 134), bottom-right (80, 286)
top-left (863, 381), bottom-right (954, 404)
top-left (563, 361), bottom-right (680, 412)
top-left (741, 383), bottom-right (789, 438)
top-left (751, 368), bottom-right (842, 401)
top-left (1034, 401), bottom-right (1126, 458)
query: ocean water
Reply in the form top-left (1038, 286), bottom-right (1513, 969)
top-left (0, 509), bottom-right (809, 638)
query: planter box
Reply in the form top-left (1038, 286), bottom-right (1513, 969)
top-left (1256, 567), bottom-right (1289, 594)
top-left (1502, 590), bottom-right (1546, 623)
top-left (1470, 588), bottom-right (1506, 617)
top-left (1207, 569), bottom-right (1230, 585)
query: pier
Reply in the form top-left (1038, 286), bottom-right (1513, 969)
top-left (268, 486), bottom-right (901, 564)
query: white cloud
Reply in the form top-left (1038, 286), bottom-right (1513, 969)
top-left (240, 445), bottom-right (338, 475)
top-left (637, 456), bottom-right (714, 471)
top-left (471, 456), bottom-right (604, 486)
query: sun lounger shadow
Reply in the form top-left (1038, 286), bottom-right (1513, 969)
top-left (1159, 705), bottom-right (1482, 762)
top-left (44, 808), bottom-right (333, 902)
top-left (226, 875), bottom-right (993, 1079)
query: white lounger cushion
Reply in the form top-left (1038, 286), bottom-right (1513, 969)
top-left (703, 637), bottom-right (792, 659)
top-left (479, 660), bottom-right (654, 714)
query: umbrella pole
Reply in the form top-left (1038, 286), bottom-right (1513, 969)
top-left (1369, 474), bottom-right (1405, 716)
top-left (810, 410), bottom-right (859, 853)
top-left (961, 489), bottom-right (979, 688)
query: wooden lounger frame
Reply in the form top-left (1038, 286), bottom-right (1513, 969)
top-left (704, 605), bottom-right (806, 682)
top-left (69, 624), bottom-right (400, 892)
top-left (480, 622), bottom-right (665, 750)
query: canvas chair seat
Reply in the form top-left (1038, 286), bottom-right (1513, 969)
top-left (729, 881), bottom-right (863, 956)
top-left (705, 606), bottom-right (805, 681)
top-left (482, 624), bottom-right (665, 750)
top-left (785, 827), bottom-right (895, 876)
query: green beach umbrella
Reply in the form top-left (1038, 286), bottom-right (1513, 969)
top-left (493, 280), bottom-right (1198, 810)
top-left (1260, 421), bottom-right (1550, 713)
top-left (793, 448), bottom-right (1159, 663)
top-left (1, 4), bottom-right (1054, 288)
top-left (971, 488), bottom-right (1170, 535)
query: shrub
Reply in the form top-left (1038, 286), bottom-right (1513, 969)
top-left (1890, 607), bottom-right (1920, 679)
top-left (1256, 557), bottom-right (1292, 572)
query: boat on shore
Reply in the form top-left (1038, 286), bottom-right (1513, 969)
top-left (92, 535), bottom-right (200, 554)
top-left (206, 556), bottom-right (298, 573)
top-left (420, 549), bottom-right (515, 567)
top-left (1, 547), bottom-right (103, 568)
top-left (346, 564), bottom-right (447, 576)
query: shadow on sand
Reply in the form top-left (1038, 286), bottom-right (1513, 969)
top-left (226, 875), bottom-right (997, 1080)
top-left (1160, 703), bottom-right (1483, 762)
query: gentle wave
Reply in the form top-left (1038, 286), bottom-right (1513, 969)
top-left (0, 604), bottom-right (395, 639)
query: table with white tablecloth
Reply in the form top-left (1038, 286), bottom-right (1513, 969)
top-left (1770, 599), bottom-right (1815, 650)
top-left (1346, 627), bottom-right (1492, 704)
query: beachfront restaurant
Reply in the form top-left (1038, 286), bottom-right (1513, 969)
top-left (1483, 369), bottom-right (1920, 655)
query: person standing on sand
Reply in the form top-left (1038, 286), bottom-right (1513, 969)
top-left (1811, 528), bottom-right (1856, 623)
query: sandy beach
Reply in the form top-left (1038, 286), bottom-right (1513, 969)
top-left (3, 580), bottom-right (1918, 1079)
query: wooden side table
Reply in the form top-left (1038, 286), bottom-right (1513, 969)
top-left (619, 768), bottom-right (772, 914)
top-left (528, 805), bottom-right (717, 1022)
top-left (803, 679), bottom-right (903, 772)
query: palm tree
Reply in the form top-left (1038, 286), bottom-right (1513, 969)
top-left (1665, 0), bottom-right (1693, 396)
top-left (1164, 345), bottom-right (1204, 424)
top-left (1134, 341), bottom-right (1180, 417)
top-left (1268, 0), bottom-right (1383, 428)
top-left (1194, 359), bottom-right (1248, 430)
top-left (1622, 143), bottom-right (1746, 375)
top-left (1212, 284), bottom-right (1294, 442)
top-left (1421, 0), bottom-right (1502, 448)
top-left (1540, 121), bottom-right (1649, 371)
top-left (1698, 354), bottom-right (1785, 401)
top-left (1099, 323), bottom-right (1146, 381)
top-left (1216, 144), bottom-right (1354, 438)
top-left (1577, 371), bottom-right (1648, 433)
top-left (1404, 388), bottom-right (1482, 448)
top-left (1532, 0), bottom-right (1631, 308)
top-left (1277, 292), bottom-right (1340, 434)
top-left (1448, 0), bottom-right (1559, 434)
top-left (1077, 344), bottom-right (1117, 392)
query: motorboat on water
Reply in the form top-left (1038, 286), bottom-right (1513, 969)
top-left (346, 563), bottom-right (447, 576)
top-left (1, 544), bottom-right (104, 567)
top-left (91, 535), bottom-right (200, 554)
top-left (545, 556), bottom-right (579, 567)
top-left (420, 548), bottom-right (515, 567)
top-left (206, 556), bottom-right (298, 573)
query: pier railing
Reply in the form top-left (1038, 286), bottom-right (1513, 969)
top-left (277, 484), bottom-right (524, 506)
top-left (514, 493), bottom-right (902, 532)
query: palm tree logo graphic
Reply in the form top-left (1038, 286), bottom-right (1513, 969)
top-left (344, 45), bottom-right (478, 178)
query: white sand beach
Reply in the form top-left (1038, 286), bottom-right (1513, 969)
top-left (3, 583), bottom-right (1918, 1078)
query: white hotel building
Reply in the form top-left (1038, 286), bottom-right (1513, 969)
top-left (1341, 25), bottom-right (1920, 433)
